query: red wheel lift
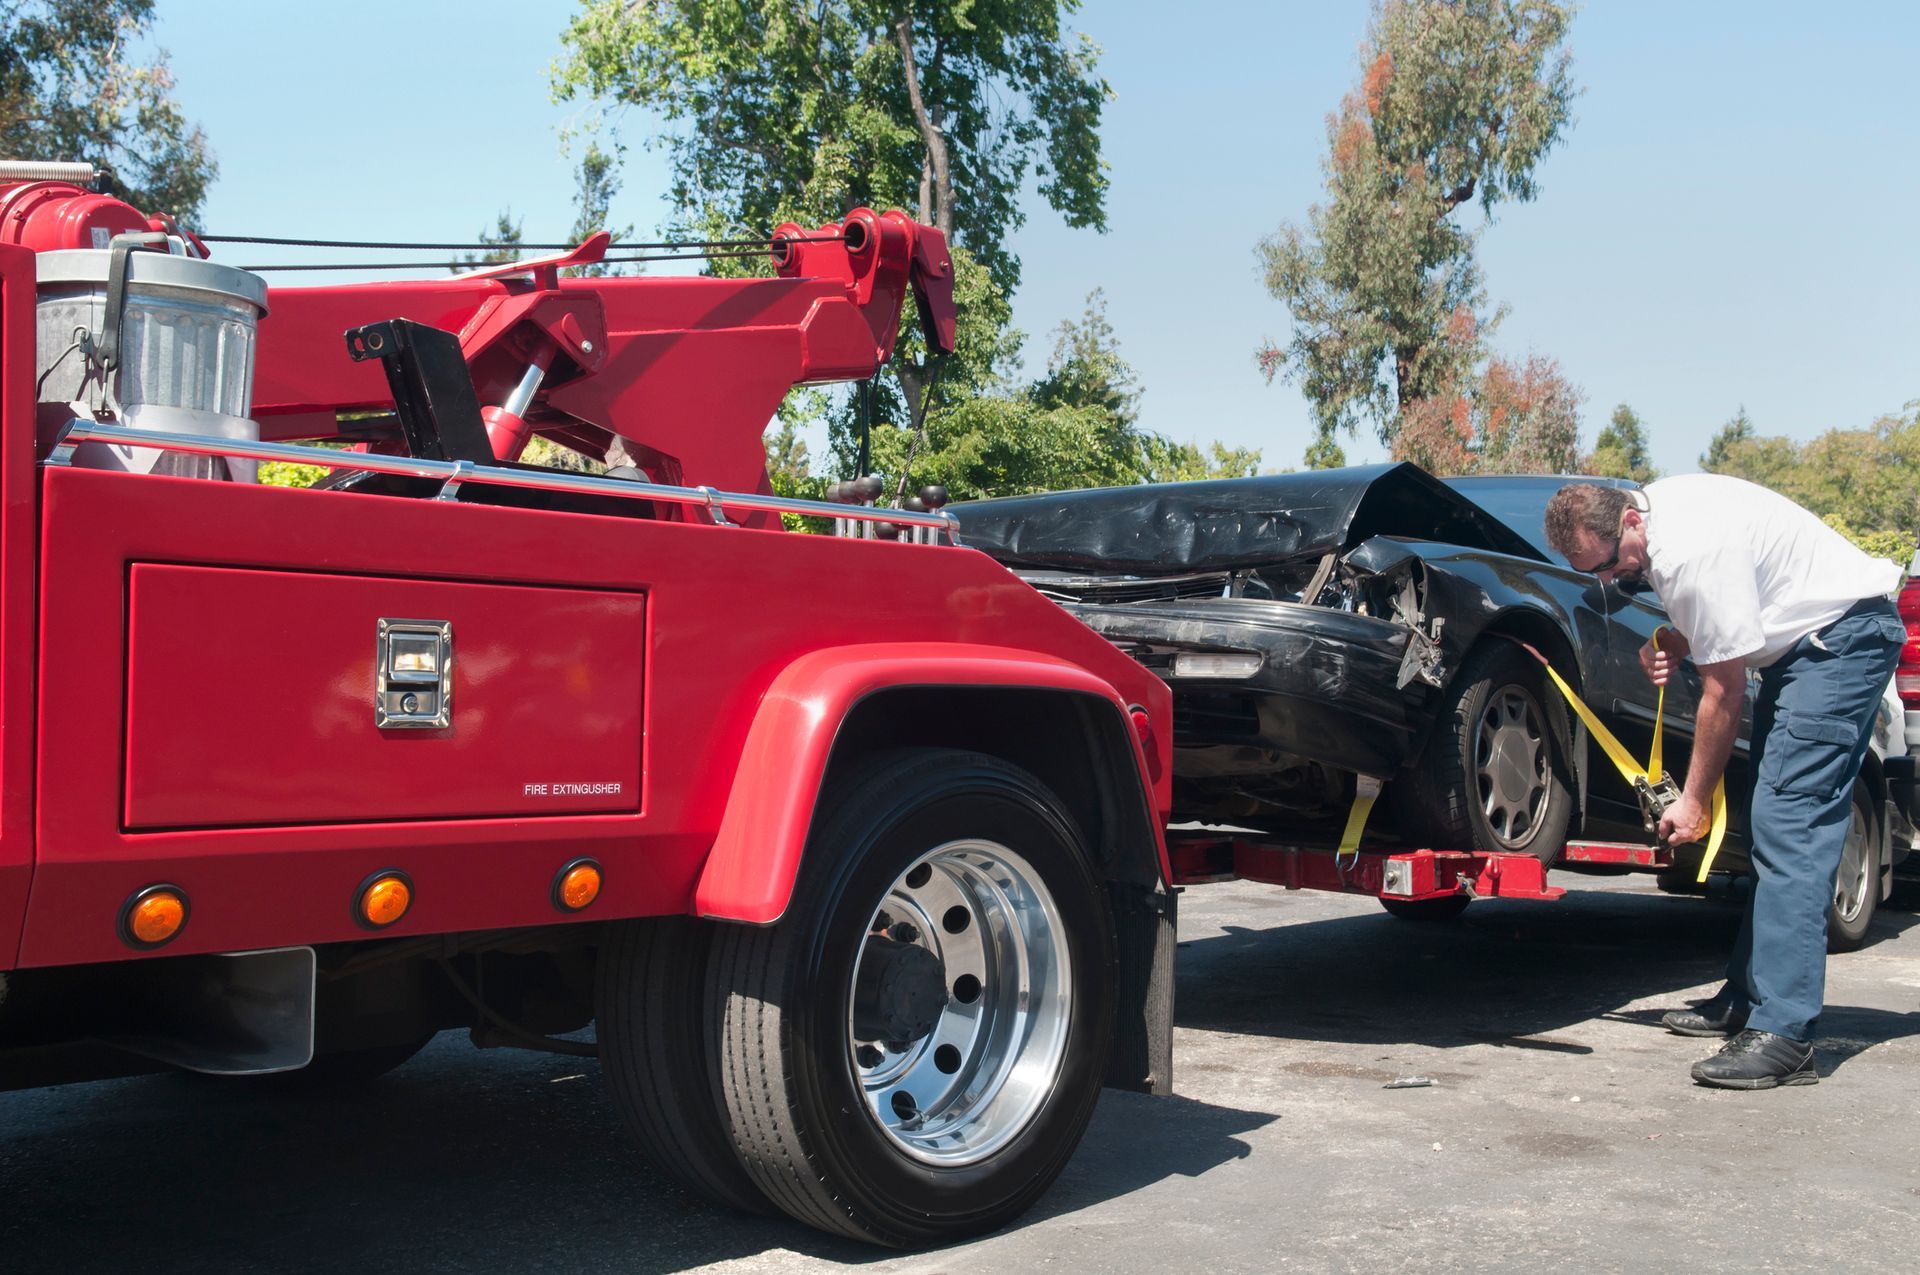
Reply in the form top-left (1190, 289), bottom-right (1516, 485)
top-left (1168, 836), bottom-right (1676, 904)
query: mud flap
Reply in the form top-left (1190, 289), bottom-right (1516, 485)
top-left (1104, 880), bottom-right (1174, 1096)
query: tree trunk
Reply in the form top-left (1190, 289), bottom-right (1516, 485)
top-left (894, 16), bottom-right (952, 237)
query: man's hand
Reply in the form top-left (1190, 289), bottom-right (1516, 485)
top-left (1658, 792), bottom-right (1709, 846)
top-left (1638, 628), bottom-right (1692, 685)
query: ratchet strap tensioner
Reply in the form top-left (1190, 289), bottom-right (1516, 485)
top-left (1520, 630), bottom-right (1727, 882)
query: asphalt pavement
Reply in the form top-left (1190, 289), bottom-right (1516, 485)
top-left (3, 872), bottom-right (1917, 1272)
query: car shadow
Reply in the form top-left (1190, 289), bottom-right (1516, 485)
top-left (1173, 883), bottom-right (1920, 1064)
top-left (0, 1037), bottom-right (1271, 1272)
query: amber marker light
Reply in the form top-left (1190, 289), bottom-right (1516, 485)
top-left (552, 859), bottom-right (604, 913)
top-left (119, 884), bottom-right (189, 949)
top-left (356, 870), bottom-right (414, 929)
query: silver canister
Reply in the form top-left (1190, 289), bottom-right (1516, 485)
top-left (34, 248), bottom-right (270, 482)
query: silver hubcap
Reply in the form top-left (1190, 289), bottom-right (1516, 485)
top-left (848, 840), bottom-right (1071, 1167)
top-left (1475, 686), bottom-right (1550, 848)
top-left (1834, 800), bottom-right (1871, 924)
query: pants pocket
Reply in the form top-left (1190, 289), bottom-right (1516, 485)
top-left (1758, 710), bottom-right (1858, 799)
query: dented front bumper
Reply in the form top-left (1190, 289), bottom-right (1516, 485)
top-left (1068, 598), bottom-right (1438, 777)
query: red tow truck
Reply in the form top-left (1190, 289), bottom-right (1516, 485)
top-left (0, 164), bottom-right (1176, 1248)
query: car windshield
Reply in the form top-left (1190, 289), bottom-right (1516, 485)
top-left (1441, 476), bottom-right (1639, 569)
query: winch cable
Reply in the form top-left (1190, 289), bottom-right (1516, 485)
top-left (201, 233), bottom-right (840, 250)
top-left (201, 231), bottom-right (848, 274)
top-left (1518, 632), bottom-right (1728, 881)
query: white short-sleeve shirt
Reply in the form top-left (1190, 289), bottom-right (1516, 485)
top-left (1641, 474), bottom-right (1902, 667)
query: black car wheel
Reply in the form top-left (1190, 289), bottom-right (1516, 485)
top-left (709, 748), bottom-right (1115, 1248)
top-left (1827, 781), bottom-right (1879, 952)
top-left (1402, 642), bottom-right (1573, 863)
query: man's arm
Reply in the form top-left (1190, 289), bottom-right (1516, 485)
top-left (1658, 657), bottom-right (1745, 844)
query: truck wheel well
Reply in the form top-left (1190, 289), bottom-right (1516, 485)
top-left (821, 686), bottom-right (1161, 889)
top-left (819, 686), bottom-right (1174, 1097)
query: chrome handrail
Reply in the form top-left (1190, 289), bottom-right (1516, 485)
top-left (44, 416), bottom-right (963, 545)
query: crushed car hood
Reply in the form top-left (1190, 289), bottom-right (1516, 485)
top-left (952, 462), bottom-right (1544, 574)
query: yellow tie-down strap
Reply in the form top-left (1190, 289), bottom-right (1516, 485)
top-left (1337, 774), bottom-right (1385, 867)
top-left (1522, 631), bottom-right (1726, 882)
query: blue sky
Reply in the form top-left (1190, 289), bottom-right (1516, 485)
top-left (152, 1), bottom-right (1918, 476)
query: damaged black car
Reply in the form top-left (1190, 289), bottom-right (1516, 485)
top-left (953, 465), bottom-right (1756, 863)
top-left (956, 464), bottom-right (1908, 948)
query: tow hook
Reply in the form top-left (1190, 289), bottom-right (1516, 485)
top-left (852, 933), bottom-right (949, 1043)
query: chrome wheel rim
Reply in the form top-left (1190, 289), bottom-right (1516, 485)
top-left (848, 839), bottom-right (1071, 1167)
top-left (1834, 800), bottom-right (1872, 924)
top-left (1475, 685), bottom-right (1550, 848)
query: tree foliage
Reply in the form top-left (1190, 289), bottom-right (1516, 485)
top-left (1390, 352), bottom-right (1581, 477)
top-left (566, 141), bottom-right (633, 277)
top-left (0, 0), bottom-right (216, 220)
top-left (1702, 405), bottom-right (1919, 562)
top-left (1699, 406), bottom-right (1755, 473)
top-left (1257, 0), bottom-right (1576, 461)
top-left (1584, 403), bottom-right (1658, 483)
top-left (557, 0), bottom-right (1120, 500)
top-left (554, 0), bottom-right (1109, 294)
top-left (458, 211), bottom-right (524, 268)
top-left (815, 289), bottom-right (1260, 504)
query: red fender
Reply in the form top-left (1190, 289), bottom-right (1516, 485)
top-left (695, 642), bottom-right (1149, 925)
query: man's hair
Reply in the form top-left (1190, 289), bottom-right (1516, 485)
top-left (1543, 484), bottom-right (1634, 559)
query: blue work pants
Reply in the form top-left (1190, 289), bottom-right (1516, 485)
top-left (1726, 598), bottom-right (1906, 1041)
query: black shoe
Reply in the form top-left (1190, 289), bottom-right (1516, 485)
top-left (1690, 1030), bottom-right (1817, 1089)
top-left (1662, 997), bottom-right (1748, 1037)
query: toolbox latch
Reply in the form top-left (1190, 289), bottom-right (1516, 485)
top-left (376, 618), bottom-right (452, 729)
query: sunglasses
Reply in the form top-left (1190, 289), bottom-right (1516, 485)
top-left (1588, 538), bottom-right (1623, 575)
top-left (1583, 506), bottom-right (1631, 576)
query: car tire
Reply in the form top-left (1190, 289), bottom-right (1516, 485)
top-left (596, 917), bottom-right (769, 1215)
top-left (709, 748), bottom-right (1115, 1248)
top-left (1827, 781), bottom-right (1879, 953)
top-left (1379, 895), bottom-right (1470, 922)
top-left (1654, 868), bottom-right (1701, 896)
top-left (1400, 642), bottom-right (1574, 863)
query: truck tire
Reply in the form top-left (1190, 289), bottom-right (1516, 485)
top-left (596, 918), bottom-right (769, 1214)
top-left (1400, 642), bottom-right (1573, 864)
top-left (710, 748), bottom-right (1115, 1248)
top-left (1827, 782), bottom-right (1879, 953)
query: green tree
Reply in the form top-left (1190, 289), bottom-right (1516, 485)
top-left (554, 0), bottom-right (1112, 484)
top-left (1700, 405), bottom-right (1919, 559)
top-left (458, 211), bottom-right (524, 268)
top-left (1138, 437), bottom-right (1264, 483)
top-left (1585, 403), bottom-right (1658, 482)
top-left (555, 0), bottom-right (1108, 294)
top-left (1700, 406), bottom-right (1756, 472)
top-left (1256, 0), bottom-right (1577, 456)
top-left (0, 0), bottom-right (216, 220)
top-left (1303, 435), bottom-right (1348, 470)
top-left (826, 287), bottom-right (1260, 501)
top-left (566, 140), bottom-right (633, 276)
top-left (1031, 288), bottom-right (1137, 426)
